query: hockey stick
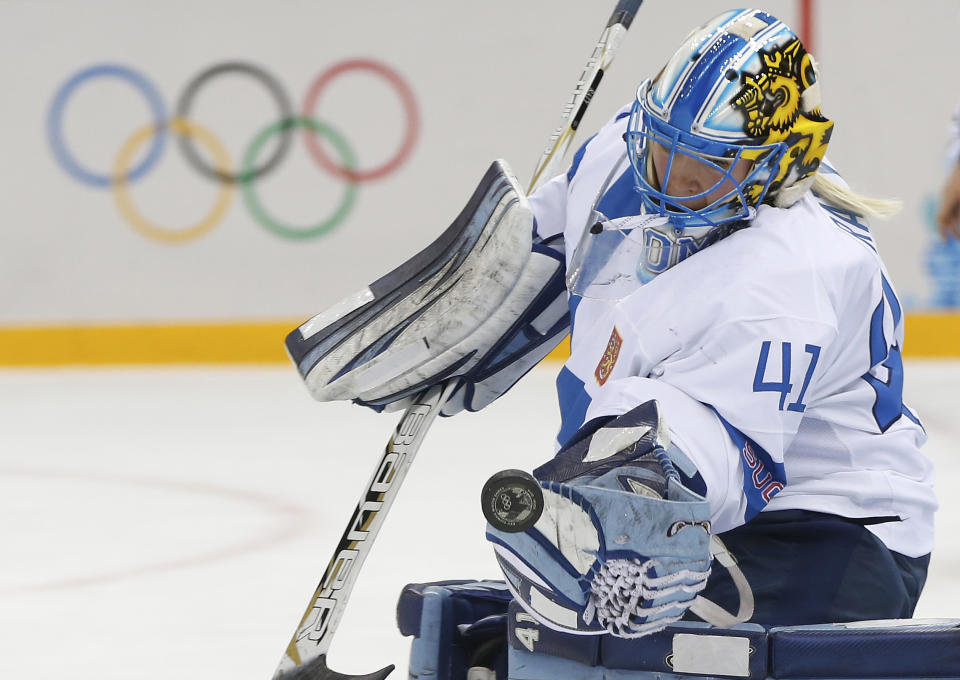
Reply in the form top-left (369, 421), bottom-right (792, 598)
top-left (528, 0), bottom-right (644, 193)
top-left (272, 381), bottom-right (458, 680)
top-left (271, 2), bottom-right (644, 678)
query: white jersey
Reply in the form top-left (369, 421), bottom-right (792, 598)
top-left (529, 106), bottom-right (936, 558)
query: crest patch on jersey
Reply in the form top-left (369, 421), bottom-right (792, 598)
top-left (595, 327), bottom-right (623, 386)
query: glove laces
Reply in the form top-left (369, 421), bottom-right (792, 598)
top-left (583, 557), bottom-right (710, 637)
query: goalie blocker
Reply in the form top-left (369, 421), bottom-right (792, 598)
top-left (286, 160), bottom-right (569, 415)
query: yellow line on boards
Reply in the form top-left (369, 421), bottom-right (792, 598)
top-left (903, 313), bottom-right (960, 357)
top-left (545, 335), bottom-right (571, 363)
top-left (0, 321), bottom-right (294, 366)
top-left (0, 315), bottom-right (956, 366)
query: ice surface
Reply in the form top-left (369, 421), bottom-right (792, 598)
top-left (0, 361), bottom-right (957, 679)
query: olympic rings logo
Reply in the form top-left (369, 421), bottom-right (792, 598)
top-left (46, 59), bottom-right (419, 243)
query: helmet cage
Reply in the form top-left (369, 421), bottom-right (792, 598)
top-left (626, 87), bottom-right (788, 230)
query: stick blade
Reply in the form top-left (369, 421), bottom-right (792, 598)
top-left (273, 654), bottom-right (395, 680)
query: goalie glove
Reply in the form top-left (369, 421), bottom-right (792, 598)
top-left (285, 160), bottom-right (568, 415)
top-left (484, 400), bottom-right (753, 638)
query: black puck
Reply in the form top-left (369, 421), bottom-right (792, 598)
top-left (481, 469), bottom-right (544, 533)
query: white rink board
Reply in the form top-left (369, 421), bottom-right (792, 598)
top-left (0, 361), bottom-right (957, 679)
top-left (1, 0), bottom-right (959, 327)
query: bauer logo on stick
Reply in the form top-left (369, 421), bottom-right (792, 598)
top-left (595, 326), bottom-right (623, 386)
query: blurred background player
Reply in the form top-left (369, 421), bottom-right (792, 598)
top-left (938, 101), bottom-right (960, 241)
top-left (928, 100), bottom-right (960, 309)
top-left (487, 8), bottom-right (936, 635)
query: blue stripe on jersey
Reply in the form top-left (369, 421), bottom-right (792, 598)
top-left (865, 340), bottom-right (907, 433)
top-left (568, 293), bottom-right (582, 337)
top-left (713, 410), bottom-right (786, 521)
top-left (863, 273), bottom-right (918, 433)
top-left (819, 203), bottom-right (878, 253)
top-left (882, 275), bottom-right (902, 326)
top-left (566, 134), bottom-right (597, 183)
top-left (902, 405), bottom-right (923, 428)
top-left (556, 366), bottom-right (591, 448)
top-left (556, 167), bottom-right (642, 449)
top-left (595, 167), bottom-right (645, 219)
top-left (868, 298), bottom-right (887, 365)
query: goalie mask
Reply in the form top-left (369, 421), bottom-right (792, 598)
top-left (605, 8), bottom-right (833, 287)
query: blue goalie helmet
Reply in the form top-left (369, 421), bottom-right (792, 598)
top-left (621, 8), bottom-right (833, 276)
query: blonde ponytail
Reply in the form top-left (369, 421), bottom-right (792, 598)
top-left (810, 173), bottom-right (902, 220)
